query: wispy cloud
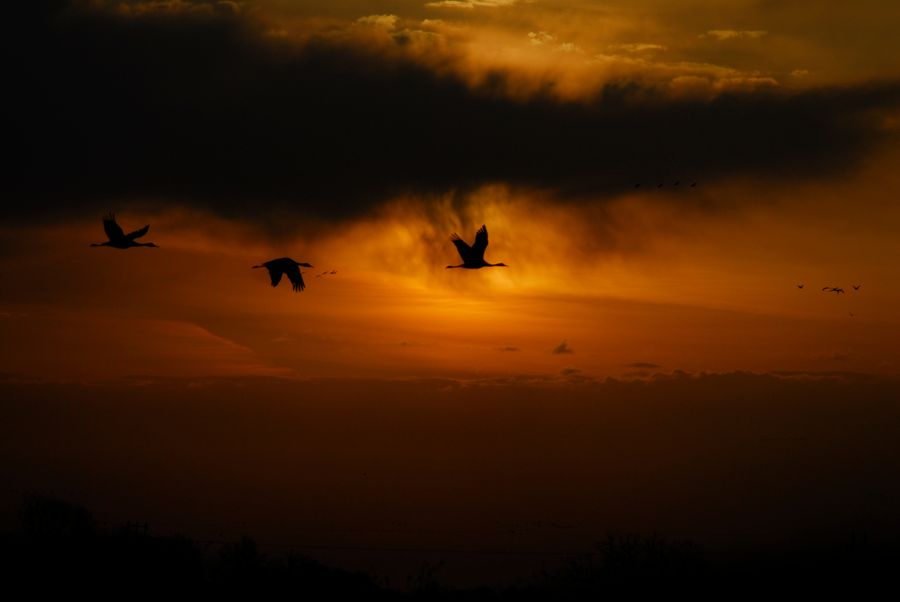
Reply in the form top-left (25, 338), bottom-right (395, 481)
top-left (701, 30), bottom-right (768, 41)
top-left (552, 340), bottom-right (574, 355)
top-left (425, 0), bottom-right (517, 9)
top-left (528, 31), bottom-right (555, 46)
top-left (356, 14), bottom-right (399, 30)
top-left (608, 43), bottom-right (666, 53)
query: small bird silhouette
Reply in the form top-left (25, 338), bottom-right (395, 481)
top-left (447, 225), bottom-right (508, 269)
top-left (822, 287), bottom-right (845, 294)
top-left (690, 181), bottom-right (697, 187)
top-left (90, 213), bottom-right (158, 249)
top-left (253, 258), bottom-right (313, 292)
top-left (797, 284), bottom-right (804, 289)
top-left (852, 284), bottom-right (861, 291)
top-left (316, 270), bottom-right (338, 278)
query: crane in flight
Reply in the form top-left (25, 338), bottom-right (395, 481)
top-left (90, 213), bottom-right (158, 249)
top-left (447, 225), bottom-right (508, 269)
top-left (253, 258), bottom-right (314, 292)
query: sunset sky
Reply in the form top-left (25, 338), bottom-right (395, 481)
top-left (3, 0), bottom-right (900, 585)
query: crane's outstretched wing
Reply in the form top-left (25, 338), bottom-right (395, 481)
top-left (267, 266), bottom-right (283, 288)
top-left (284, 264), bottom-right (306, 292)
top-left (103, 213), bottom-right (124, 241)
top-left (126, 224), bottom-right (150, 240)
top-left (450, 234), bottom-right (473, 262)
top-left (471, 225), bottom-right (488, 260)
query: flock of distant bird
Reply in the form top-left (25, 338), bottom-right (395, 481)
top-left (797, 283), bottom-right (864, 316)
top-left (797, 283), bottom-right (862, 318)
top-left (91, 213), bottom-right (508, 292)
top-left (797, 284), bottom-right (862, 294)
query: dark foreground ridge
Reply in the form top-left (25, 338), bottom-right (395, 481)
top-left (4, 494), bottom-right (900, 599)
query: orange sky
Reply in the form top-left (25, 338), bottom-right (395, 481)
top-left (3, 2), bottom-right (900, 383)
top-left (3, 147), bottom-right (899, 382)
top-left (5, 1), bottom-right (900, 586)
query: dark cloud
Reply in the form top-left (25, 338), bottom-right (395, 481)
top-left (7, 1), bottom-right (900, 225)
top-left (551, 340), bottom-right (573, 354)
top-left (769, 369), bottom-right (878, 382)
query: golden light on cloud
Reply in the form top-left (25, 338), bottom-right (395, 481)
top-left (4, 146), bottom-right (900, 384)
top-left (3, 0), bottom-right (900, 386)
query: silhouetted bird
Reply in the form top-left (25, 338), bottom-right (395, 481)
top-left (656, 183), bottom-right (663, 188)
top-left (634, 183), bottom-right (641, 188)
top-left (253, 258), bottom-right (313, 292)
top-left (852, 284), bottom-right (861, 291)
top-left (90, 213), bottom-right (158, 249)
top-left (316, 270), bottom-right (338, 278)
top-left (822, 287), bottom-right (845, 294)
top-left (447, 225), bottom-right (508, 269)
top-left (690, 182), bottom-right (697, 187)
top-left (673, 181), bottom-right (680, 186)
top-left (797, 284), bottom-right (804, 289)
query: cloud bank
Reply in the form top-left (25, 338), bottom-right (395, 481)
top-left (7, 1), bottom-right (900, 225)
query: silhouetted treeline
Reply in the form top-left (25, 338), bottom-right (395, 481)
top-left (3, 495), bottom-right (900, 599)
top-left (1, 494), bottom-right (389, 598)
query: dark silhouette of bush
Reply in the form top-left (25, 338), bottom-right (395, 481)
top-left (516, 533), bottom-right (707, 599)
top-left (211, 535), bottom-right (385, 597)
top-left (19, 493), bottom-right (96, 538)
top-left (2, 494), bottom-right (205, 594)
top-left (1, 494), bottom-right (387, 597)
